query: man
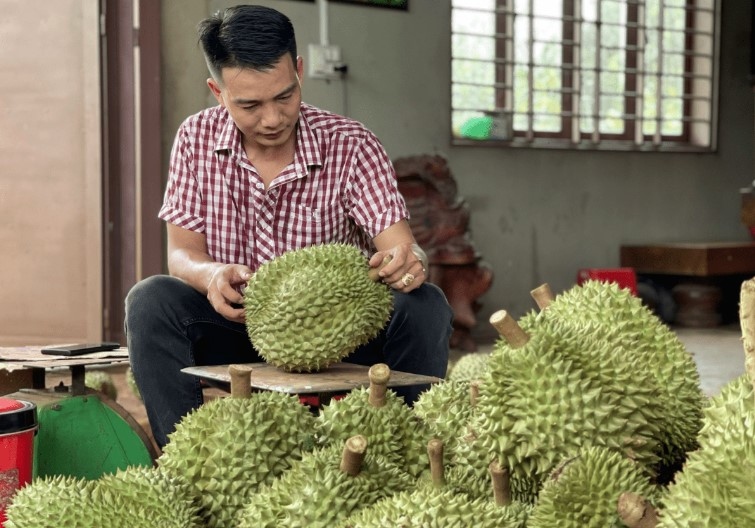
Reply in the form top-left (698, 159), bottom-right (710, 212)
top-left (125, 4), bottom-right (452, 449)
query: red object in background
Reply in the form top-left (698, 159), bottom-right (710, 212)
top-left (577, 268), bottom-right (638, 295)
top-left (0, 398), bottom-right (37, 526)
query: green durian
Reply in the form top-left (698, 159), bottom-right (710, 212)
top-left (126, 366), bottom-right (141, 400)
top-left (447, 351), bottom-right (490, 382)
top-left (656, 374), bottom-right (755, 527)
top-left (158, 391), bottom-right (316, 528)
top-left (85, 369), bottom-right (118, 400)
top-left (315, 364), bottom-right (430, 478)
top-left (459, 310), bottom-right (662, 503)
top-left (5, 467), bottom-right (201, 528)
top-left (525, 280), bottom-right (704, 479)
top-left (243, 243), bottom-right (393, 372)
top-left (346, 440), bottom-right (530, 528)
top-left (5, 475), bottom-right (97, 528)
top-left (238, 436), bottom-right (414, 528)
top-left (414, 379), bottom-right (476, 455)
top-left (527, 446), bottom-right (659, 528)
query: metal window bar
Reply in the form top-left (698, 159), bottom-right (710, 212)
top-left (450, 0), bottom-right (717, 148)
top-left (572, 0), bottom-right (583, 143)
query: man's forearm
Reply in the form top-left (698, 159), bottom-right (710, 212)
top-left (167, 248), bottom-right (223, 295)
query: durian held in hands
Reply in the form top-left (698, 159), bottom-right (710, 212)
top-left (243, 244), bottom-right (394, 372)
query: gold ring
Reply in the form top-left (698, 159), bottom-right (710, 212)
top-left (401, 273), bottom-right (415, 286)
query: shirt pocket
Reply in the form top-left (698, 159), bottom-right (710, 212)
top-left (275, 200), bottom-right (347, 253)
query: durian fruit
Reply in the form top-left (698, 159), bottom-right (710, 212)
top-left (346, 439), bottom-right (531, 528)
top-left (5, 475), bottom-right (97, 528)
top-left (243, 243), bottom-right (393, 371)
top-left (655, 280), bottom-right (755, 527)
top-left (455, 308), bottom-right (663, 503)
top-left (85, 369), bottom-right (118, 400)
top-left (527, 446), bottom-right (659, 528)
top-left (413, 378), bottom-right (476, 455)
top-left (126, 366), bottom-right (141, 400)
top-left (158, 368), bottom-right (316, 528)
top-left (523, 280), bottom-right (704, 479)
top-left (5, 467), bottom-right (202, 528)
top-left (238, 435), bottom-right (414, 528)
top-left (315, 364), bottom-right (430, 478)
top-left (654, 375), bottom-right (755, 527)
top-left (447, 351), bottom-right (490, 382)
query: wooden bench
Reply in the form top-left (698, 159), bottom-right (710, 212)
top-left (620, 242), bottom-right (755, 326)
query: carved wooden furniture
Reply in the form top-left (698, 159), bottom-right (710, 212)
top-left (393, 154), bottom-right (493, 351)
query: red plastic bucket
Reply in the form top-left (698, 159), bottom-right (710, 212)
top-left (0, 398), bottom-right (37, 525)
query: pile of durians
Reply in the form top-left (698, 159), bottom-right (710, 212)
top-left (7, 244), bottom-right (755, 527)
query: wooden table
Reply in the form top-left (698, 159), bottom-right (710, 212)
top-left (620, 242), bottom-right (755, 325)
top-left (620, 242), bottom-right (755, 277)
top-left (182, 362), bottom-right (441, 405)
top-left (0, 346), bottom-right (130, 395)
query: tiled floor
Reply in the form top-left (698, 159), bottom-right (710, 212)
top-left (675, 324), bottom-right (744, 397)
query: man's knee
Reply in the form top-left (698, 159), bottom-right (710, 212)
top-left (393, 283), bottom-right (453, 327)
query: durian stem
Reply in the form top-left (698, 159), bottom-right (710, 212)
top-left (530, 283), bottom-right (554, 310)
top-left (617, 492), bottom-right (658, 528)
top-left (367, 255), bottom-right (393, 282)
top-left (427, 438), bottom-right (445, 487)
top-left (489, 310), bottom-right (530, 348)
top-left (489, 460), bottom-right (511, 506)
top-left (470, 380), bottom-right (481, 407)
top-left (340, 435), bottom-right (368, 477)
top-left (228, 364), bottom-right (253, 398)
top-left (740, 278), bottom-right (755, 399)
top-left (368, 363), bottom-right (391, 408)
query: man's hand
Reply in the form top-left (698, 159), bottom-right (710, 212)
top-left (206, 264), bottom-right (252, 323)
top-left (369, 243), bottom-right (427, 292)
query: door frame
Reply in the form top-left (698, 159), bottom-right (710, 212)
top-left (101, 0), bottom-right (164, 343)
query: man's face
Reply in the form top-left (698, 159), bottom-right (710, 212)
top-left (208, 56), bottom-right (303, 151)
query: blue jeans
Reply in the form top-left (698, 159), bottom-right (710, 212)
top-left (124, 275), bottom-right (453, 448)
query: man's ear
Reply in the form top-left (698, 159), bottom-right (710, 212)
top-left (296, 56), bottom-right (304, 85)
top-left (207, 77), bottom-right (224, 106)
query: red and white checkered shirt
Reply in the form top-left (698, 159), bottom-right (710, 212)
top-left (159, 103), bottom-right (409, 272)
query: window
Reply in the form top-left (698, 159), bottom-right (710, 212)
top-left (451, 0), bottom-right (720, 151)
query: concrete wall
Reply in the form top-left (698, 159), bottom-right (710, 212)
top-left (161, 0), bottom-right (754, 339)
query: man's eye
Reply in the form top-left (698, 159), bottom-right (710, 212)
top-left (277, 94), bottom-right (291, 101)
top-left (241, 105), bottom-right (258, 111)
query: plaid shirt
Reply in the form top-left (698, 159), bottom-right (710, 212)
top-left (159, 103), bottom-right (408, 272)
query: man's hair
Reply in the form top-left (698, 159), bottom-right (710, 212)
top-left (197, 4), bottom-right (297, 82)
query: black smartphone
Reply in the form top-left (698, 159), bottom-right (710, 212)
top-left (41, 342), bottom-right (122, 356)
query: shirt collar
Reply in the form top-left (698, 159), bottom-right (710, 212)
top-left (213, 104), bottom-right (323, 168)
top-left (214, 107), bottom-right (241, 154)
top-left (294, 105), bottom-right (323, 169)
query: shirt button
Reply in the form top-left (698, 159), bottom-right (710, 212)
top-left (256, 182), bottom-right (264, 190)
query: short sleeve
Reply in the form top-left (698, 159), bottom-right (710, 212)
top-left (346, 131), bottom-right (409, 239)
top-left (158, 122), bottom-right (206, 232)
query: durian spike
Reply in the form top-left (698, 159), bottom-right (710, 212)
top-left (470, 380), bottom-right (481, 407)
top-left (489, 460), bottom-right (511, 507)
top-left (617, 491), bottom-right (659, 528)
top-left (228, 364), bottom-right (253, 398)
top-left (489, 310), bottom-right (530, 348)
top-left (340, 435), bottom-right (368, 477)
top-left (368, 363), bottom-right (391, 408)
top-left (427, 438), bottom-right (445, 487)
top-left (367, 255), bottom-right (394, 282)
top-left (530, 283), bottom-right (555, 310)
top-left (739, 277), bottom-right (755, 400)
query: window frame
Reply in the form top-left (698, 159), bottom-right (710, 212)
top-left (451, 0), bottom-right (721, 152)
